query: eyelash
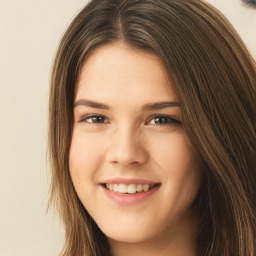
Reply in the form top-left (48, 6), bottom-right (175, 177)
top-left (78, 114), bottom-right (181, 126)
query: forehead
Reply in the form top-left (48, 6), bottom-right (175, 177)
top-left (75, 42), bottom-right (179, 102)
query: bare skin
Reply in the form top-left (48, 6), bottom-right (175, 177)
top-left (109, 207), bottom-right (200, 256)
top-left (69, 41), bottom-right (202, 256)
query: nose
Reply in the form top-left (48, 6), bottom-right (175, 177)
top-left (105, 125), bottom-right (149, 166)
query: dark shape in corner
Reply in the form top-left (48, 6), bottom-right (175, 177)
top-left (241, 0), bottom-right (256, 8)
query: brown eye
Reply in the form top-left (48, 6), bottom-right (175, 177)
top-left (80, 115), bottom-right (107, 124)
top-left (147, 115), bottom-right (181, 125)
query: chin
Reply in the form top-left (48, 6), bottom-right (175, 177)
top-left (106, 230), bottom-right (153, 244)
top-left (98, 219), bottom-right (165, 244)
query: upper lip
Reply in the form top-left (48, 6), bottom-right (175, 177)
top-left (100, 177), bottom-right (161, 185)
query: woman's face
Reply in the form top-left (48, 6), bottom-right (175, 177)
top-left (69, 42), bottom-right (202, 244)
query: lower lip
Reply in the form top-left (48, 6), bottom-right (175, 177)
top-left (101, 185), bottom-right (160, 205)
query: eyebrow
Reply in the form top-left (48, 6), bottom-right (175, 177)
top-left (74, 99), bottom-right (181, 110)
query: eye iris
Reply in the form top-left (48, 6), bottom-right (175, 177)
top-left (154, 116), bottom-right (170, 125)
top-left (91, 116), bottom-right (105, 123)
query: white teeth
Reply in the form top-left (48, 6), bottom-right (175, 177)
top-left (136, 184), bottom-right (143, 192)
top-left (105, 183), bottom-right (156, 194)
top-left (127, 184), bottom-right (137, 194)
top-left (113, 184), bottom-right (118, 192)
top-left (142, 184), bottom-right (149, 192)
top-left (118, 184), bottom-right (128, 193)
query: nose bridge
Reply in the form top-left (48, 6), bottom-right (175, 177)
top-left (106, 122), bottom-right (148, 166)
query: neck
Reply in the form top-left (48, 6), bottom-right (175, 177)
top-left (109, 207), bottom-right (200, 256)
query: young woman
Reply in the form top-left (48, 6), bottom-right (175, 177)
top-left (48, 0), bottom-right (256, 255)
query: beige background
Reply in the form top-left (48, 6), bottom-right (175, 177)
top-left (0, 1), bottom-right (255, 255)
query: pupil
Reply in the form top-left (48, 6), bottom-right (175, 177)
top-left (155, 116), bottom-right (169, 124)
top-left (92, 116), bottom-right (105, 123)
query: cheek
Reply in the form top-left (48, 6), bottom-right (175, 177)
top-left (151, 132), bottom-right (202, 205)
top-left (69, 128), bottom-right (105, 189)
top-left (151, 131), bottom-right (198, 172)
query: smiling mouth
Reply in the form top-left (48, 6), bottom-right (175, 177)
top-left (102, 183), bottom-right (160, 194)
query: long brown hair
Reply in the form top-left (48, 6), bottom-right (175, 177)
top-left (48, 0), bottom-right (256, 255)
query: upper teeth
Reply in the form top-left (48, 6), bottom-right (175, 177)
top-left (106, 183), bottom-right (155, 194)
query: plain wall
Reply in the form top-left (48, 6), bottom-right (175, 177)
top-left (0, 1), bottom-right (255, 256)
top-left (0, 1), bottom-right (89, 256)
